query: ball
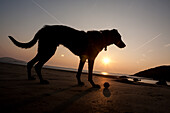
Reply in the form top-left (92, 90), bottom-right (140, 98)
top-left (104, 82), bottom-right (110, 88)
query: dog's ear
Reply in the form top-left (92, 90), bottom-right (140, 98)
top-left (111, 29), bottom-right (118, 32)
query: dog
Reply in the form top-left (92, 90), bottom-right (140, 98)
top-left (9, 25), bottom-right (126, 88)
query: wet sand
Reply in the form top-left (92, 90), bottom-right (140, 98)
top-left (1, 62), bottom-right (170, 113)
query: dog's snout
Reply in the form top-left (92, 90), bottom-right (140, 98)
top-left (116, 40), bottom-right (126, 48)
top-left (119, 43), bottom-right (126, 48)
top-left (121, 43), bottom-right (126, 48)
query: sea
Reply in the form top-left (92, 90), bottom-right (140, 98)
top-left (44, 65), bottom-right (170, 85)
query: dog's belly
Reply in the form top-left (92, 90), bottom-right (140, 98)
top-left (65, 44), bottom-right (89, 56)
top-left (66, 45), bottom-right (99, 59)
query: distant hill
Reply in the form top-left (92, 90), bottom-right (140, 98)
top-left (132, 65), bottom-right (170, 81)
top-left (0, 57), bottom-right (27, 65)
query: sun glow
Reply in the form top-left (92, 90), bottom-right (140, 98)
top-left (103, 58), bottom-right (110, 65)
top-left (101, 72), bottom-right (108, 75)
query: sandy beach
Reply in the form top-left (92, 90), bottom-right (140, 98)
top-left (0, 62), bottom-right (170, 113)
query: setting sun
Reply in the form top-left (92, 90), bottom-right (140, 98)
top-left (101, 72), bottom-right (108, 75)
top-left (103, 58), bottom-right (110, 65)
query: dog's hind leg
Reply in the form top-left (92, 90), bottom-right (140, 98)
top-left (76, 57), bottom-right (86, 86)
top-left (88, 59), bottom-right (100, 88)
top-left (27, 54), bottom-right (39, 80)
top-left (35, 60), bottom-right (49, 84)
top-left (35, 47), bottom-right (57, 84)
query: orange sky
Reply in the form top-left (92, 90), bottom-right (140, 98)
top-left (1, 0), bottom-right (170, 74)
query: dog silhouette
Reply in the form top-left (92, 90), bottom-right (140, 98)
top-left (9, 25), bottom-right (126, 88)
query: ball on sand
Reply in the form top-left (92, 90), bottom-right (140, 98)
top-left (104, 82), bottom-right (110, 88)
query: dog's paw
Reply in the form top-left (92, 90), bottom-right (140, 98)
top-left (78, 82), bottom-right (85, 86)
top-left (40, 80), bottom-right (49, 84)
top-left (28, 76), bottom-right (36, 80)
top-left (92, 84), bottom-right (101, 89)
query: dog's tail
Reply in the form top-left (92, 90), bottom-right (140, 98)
top-left (8, 35), bottom-right (38, 49)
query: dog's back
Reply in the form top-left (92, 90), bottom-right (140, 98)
top-left (36, 25), bottom-right (88, 56)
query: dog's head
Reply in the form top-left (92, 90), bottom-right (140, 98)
top-left (101, 29), bottom-right (126, 49)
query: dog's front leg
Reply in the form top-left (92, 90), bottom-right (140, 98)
top-left (76, 57), bottom-right (86, 86)
top-left (88, 59), bottom-right (100, 88)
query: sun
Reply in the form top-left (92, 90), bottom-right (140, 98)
top-left (103, 58), bottom-right (110, 64)
top-left (101, 72), bottom-right (108, 75)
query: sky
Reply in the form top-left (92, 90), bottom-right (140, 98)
top-left (0, 0), bottom-right (170, 74)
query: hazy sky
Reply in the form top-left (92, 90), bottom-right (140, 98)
top-left (1, 0), bottom-right (170, 74)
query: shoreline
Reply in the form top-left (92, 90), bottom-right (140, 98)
top-left (0, 62), bottom-right (122, 79)
top-left (1, 62), bottom-right (168, 86)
